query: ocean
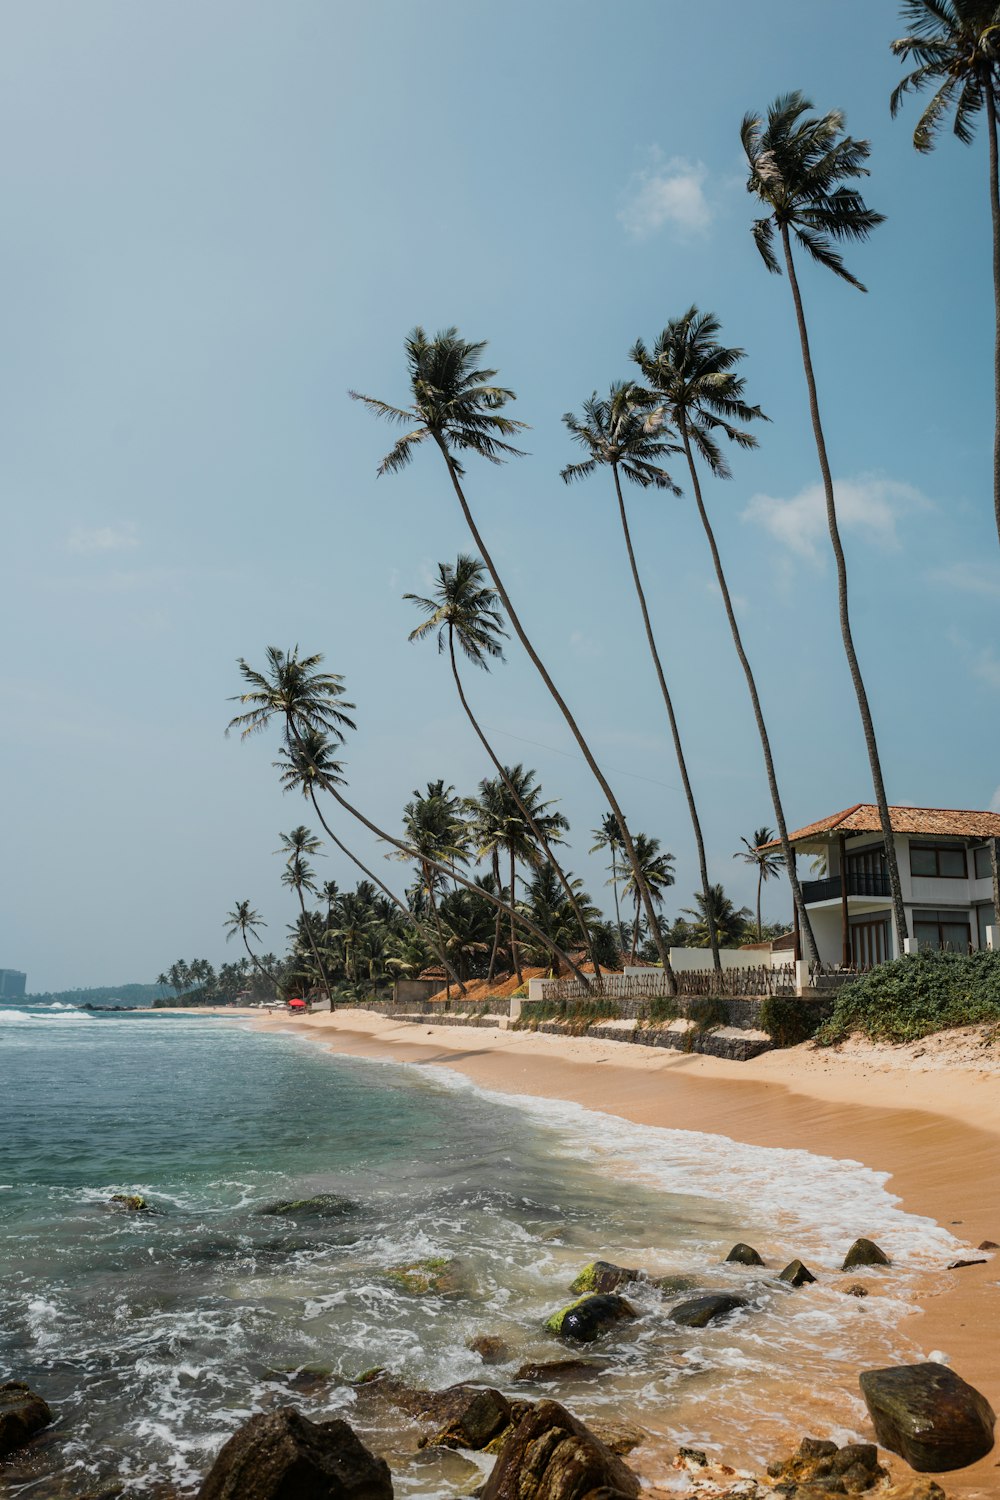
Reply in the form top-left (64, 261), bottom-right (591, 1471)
top-left (0, 1002), bottom-right (962, 1497)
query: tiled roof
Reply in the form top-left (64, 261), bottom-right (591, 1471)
top-left (760, 805), bottom-right (1000, 849)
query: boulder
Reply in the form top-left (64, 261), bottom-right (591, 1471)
top-left (668, 1293), bottom-right (748, 1329)
top-left (859, 1361), bottom-right (995, 1472)
top-left (543, 1294), bottom-right (636, 1343)
top-left (947, 1258), bottom-right (987, 1270)
top-left (569, 1260), bottom-right (639, 1295)
top-left (0, 1382), bottom-right (53, 1458)
top-left (355, 1376), bottom-right (510, 1452)
top-left (109, 1194), bottom-right (152, 1213)
top-left (585, 1419), bottom-right (645, 1456)
top-left (725, 1243), bottom-right (764, 1267)
top-left (844, 1284), bottom-right (870, 1298)
top-left (766, 1435), bottom-right (886, 1494)
top-left (479, 1399), bottom-right (639, 1500)
top-left (842, 1238), bottom-right (891, 1271)
top-left (382, 1257), bottom-right (459, 1295)
top-left (977, 1239), bottom-right (998, 1250)
top-left (195, 1408), bottom-right (392, 1500)
top-left (779, 1259), bottom-right (817, 1287)
top-left (256, 1194), bottom-right (358, 1220)
top-left (514, 1358), bottom-right (608, 1383)
top-left (467, 1334), bottom-right (509, 1365)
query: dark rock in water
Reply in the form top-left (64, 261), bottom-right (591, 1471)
top-left (844, 1283), bottom-right (870, 1298)
top-left (725, 1242), bottom-right (764, 1266)
top-left (355, 1375), bottom-right (510, 1452)
top-left (266, 1364), bottom-right (336, 1396)
top-left (480, 1398), bottom-right (639, 1500)
top-left (467, 1334), bottom-right (509, 1365)
top-left (109, 1194), bottom-right (154, 1213)
top-left (798, 1437), bottom-right (838, 1459)
top-left (544, 1293), bottom-right (636, 1343)
top-left (196, 1407), bottom-right (392, 1499)
top-left (514, 1358), bottom-right (608, 1383)
top-left (586, 1419), bottom-right (645, 1456)
top-left (677, 1446), bottom-right (708, 1468)
top-left (842, 1237), bottom-right (890, 1271)
top-left (668, 1293), bottom-right (748, 1328)
top-left (647, 1272), bottom-right (698, 1297)
top-left (382, 1257), bottom-right (460, 1295)
top-left (978, 1239), bottom-right (999, 1250)
top-left (256, 1193), bottom-right (359, 1220)
top-left (0, 1381), bottom-right (53, 1458)
top-left (766, 1435), bottom-right (886, 1493)
top-left (860, 1361), bottom-right (996, 1472)
top-left (779, 1259), bottom-right (817, 1287)
top-left (569, 1260), bottom-right (639, 1295)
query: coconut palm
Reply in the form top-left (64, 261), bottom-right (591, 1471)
top-left (400, 782), bottom-right (470, 997)
top-left (682, 885), bottom-right (753, 950)
top-left (405, 555), bottom-right (600, 984)
top-left (519, 864), bottom-right (602, 971)
top-left (631, 309), bottom-right (819, 964)
top-left (590, 812), bottom-right (625, 936)
top-left (619, 833), bottom-right (674, 964)
top-left (276, 826), bottom-right (335, 999)
top-left (734, 827), bottom-right (785, 939)
top-left (350, 328), bottom-right (676, 988)
top-left (741, 95), bottom-right (908, 954)
top-left (223, 901), bottom-right (284, 998)
top-left (891, 3), bottom-right (1000, 548)
top-left (562, 384), bottom-right (721, 973)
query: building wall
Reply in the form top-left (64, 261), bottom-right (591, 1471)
top-left (0, 969), bottom-right (26, 998)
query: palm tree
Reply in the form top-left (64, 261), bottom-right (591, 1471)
top-left (276, 826), bottom-right (334, 1000)
top-left (682, 885), bottom-right (753, 950)
top-left (891, 2), bottom-right (1000, 549)
top-left (562, 384), bottom-right (721, 973)
top-left (734, 827), bottom-right (785, 939)
top-left (590, 812), bottom-right (625, 936)
top-left (229, 650), bottom-right (592, 986)
top-left (519, 864), bottom-right (602, 971)
top-left (741, 95), bottom-right (908, 955)
top-left (223, 901), bottom-right (284, 998)
top-left (350, 328), bottom-right (677, 989)
top-left (400, 782), bottom-right (470, 997)
top-left (631, 308), bottom-right (819, 964)
top-left (619, 833), bottom-right (674, 964)
top-left (405, 555), bottom-right (600, 985)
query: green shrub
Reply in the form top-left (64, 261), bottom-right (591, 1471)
top-left (759, 995), bottom-right (822, 1048)
top-left (686, 997), bottom-right (728, 1033)
top-left (816, 951), bottom-right (1000, 1045)
top-left (647, 996), bottom-right (680, 1024)
top-left (512, 997), bottom-right (621, 1034)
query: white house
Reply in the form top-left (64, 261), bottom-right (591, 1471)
top-left (760, 804), bottom-right (1000, 967)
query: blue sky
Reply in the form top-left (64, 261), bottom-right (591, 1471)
top-left (3, 1), bottom-right (999, 990)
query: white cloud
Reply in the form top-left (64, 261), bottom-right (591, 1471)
top-left (67, 523), bottom-right (139, 555)
top-left (618, 155), bottom-right (712, 239)
top-left (928, 560), bottom-right (1000, 599)
top-left (742, 475), bottom-right (930, 563)
top-left (991, 785), bottom-right (1000, 813)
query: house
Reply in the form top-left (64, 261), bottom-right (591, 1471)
top-left (759, 805), bottom-right (1000, 967)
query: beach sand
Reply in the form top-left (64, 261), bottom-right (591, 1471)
top-left (251, 1008), bottom-right (1000, 1497)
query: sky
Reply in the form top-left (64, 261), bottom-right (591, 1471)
top-left (3, 0), bottom-right (999, 991)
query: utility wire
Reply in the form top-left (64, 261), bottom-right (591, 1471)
top-left (479, 722), bottom-right (682, 795)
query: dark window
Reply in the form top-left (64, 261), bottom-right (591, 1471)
top-left (977, 905), bottom-right (997, 948)
top-left (912, 909), bottom-right (972, 953)
top-left (909, 844), bottom-right (967, 879)
top-left (974, 846), bottom-right (993, 881)
top-left (850, 918), bottom-right (890, 967)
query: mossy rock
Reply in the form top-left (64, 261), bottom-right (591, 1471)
top-left (842, 1237), bottom-right (891, 1271)
top-left (383, 1256), bottom-right (459, 1295)
top-left (108, 1194), bottom-right (154, 1213)
top-left (725, 1243), bottom-right (764, 1267)
top-left (256, 1193), bottom-right (359, 1219)
top-left (569, 1260), bottom-right (639, 1295)
top-left (544, 1292), bottom-right (636, 1342)
top-left (778, 1259), bottom-right (817, 1288)
top-left (669, 1293), bottom-right (749, 1328)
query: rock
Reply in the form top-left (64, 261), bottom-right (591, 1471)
top-left (859, 1361), bottom-right (996, 1472)
top-left (725, 1243), bottom-right (764, 1266)
top-left (765, 1436), bottom-right (886, 1496)
top-left (779, 1259), bottom-right (817, 1287)
top-left (479, 1398), bottom-right (639, 1500)
top-left (947, 1258), bottom-right (987, 1269)
top-left (977, 1239), bottom-right (998, 1250)
top-left (882, 1482), bottom-right (947, 1500)
top-left (586, 1419), bottom-right (645, 1456)
top-left (426, 1387), bottom-right (511, 1451)
top-left (266, 1365), bottom-right (336, 1396)
top-left (382, 1257), bottom-right (459, 1295)
top-left (514, 1359), bottom-right (607, 1383)
top-left (669, 1293), bottom-right (748, 1328)
top-left (844, 1284), bottom-right (870, 1298)
top-left (109, 1194), bottom-right (152, 1213)
top-left (543, 1293), bottom-right (636, 1342)
top-left (676, 1446), bottom-right (708, 1468)
top-left (842, 1238), bottom-right (891, 1271)
top-left (256, 1194), bottom-right (359, 1219)
top-left (467, 1334), bottom-right (509, 1364)
top-left (569, 1260), bottom-right (639, 1294)
top-left (0, 1381), bottom-right (53, 1457)
top-left (647, 1273), bottom-right (698, 1296)
top-left (195, 1408), bottom-right (393, 1500)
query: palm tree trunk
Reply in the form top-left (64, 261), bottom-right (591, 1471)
top-left (779, 224), bottom-right (908, 955)
top-left (756, 865), bottom-right (763, 942)
top-left (434, 438), bottom-right (677, 994)
top-left (425, 867), bottom-right (457, 999)
top-left (986, 88), bottom-right (1000, 551)
top-left (295, 884), bottom-right (334, 1001)
top-left (509, 848), bottom-right (523, 984)
top-left (679, 422), bottom-right (819, 964)
top-left (611, 847), bottom-right (622, 941)
top-left (612, 463), bottom-right (721, 971)
top-left (487, 850), bottom-right (503, 980)
top-left (242, 931), bottom-right (285, 999)
top-left (630, 895), bottom-right (640, 965)
top-left (447, 631), bottom-right (598, 988)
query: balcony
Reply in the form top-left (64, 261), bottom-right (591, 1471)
top-left (801, 871), bottom-right (891, 904)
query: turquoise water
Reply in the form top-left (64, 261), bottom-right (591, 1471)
top-left (0, 1004), bottom-right (960, 1497)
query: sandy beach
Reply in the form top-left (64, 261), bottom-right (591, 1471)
top-left (250, 1008), bottom-right (1000, 1497)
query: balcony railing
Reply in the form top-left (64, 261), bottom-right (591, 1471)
top-left (801, 871), bottom-right (891, 904)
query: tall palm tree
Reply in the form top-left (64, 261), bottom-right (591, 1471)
top-left (276, 826), bottom-right (335, 999)
top-left (562, 384), bottom-right (721, 973)
top-left (229, 650), bottom-right (591, 986)
top-left (734, 826), bottom-right (785, 939)
top-left (405, 555), bottom-right (600, 985)
top-left (223, 901), bottom-right (284, 997)
top-left (350, 328), bottom-right (676, 990)
top-left (619, 833), bottom-right (675, 964)
top-left (590, 812), bottom-right (625, 936)
top-left (520, 864), bottom-right (602, 971)
top-left (400, 782), bottom-right (470, 997)
top-left (741, 96), bottom-right (908, 955)
top-left (682, 885), bottom-right (753, 950)
top-left (891, 2), bottom-right (1000, 548)
top-left (631, 308), bottom-right (819, 964)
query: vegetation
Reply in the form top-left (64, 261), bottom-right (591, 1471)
top-left (759, 995), bottom-right (824, 1048)
top-left (734, 828), bottom-right (783, 940)
top-left (817, 952), bottom-right (1000, 1044)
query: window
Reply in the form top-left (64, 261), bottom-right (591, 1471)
top-left (974, 846), bottom-right (994, 881)
top-left (912, 909), bottom-right (972, 953)
top-left (850, 918), bottom-right (890, 967)
top-left (910, 844), bottom-right (967, 879)
top-left (978, 905), bottom-right (997, 948)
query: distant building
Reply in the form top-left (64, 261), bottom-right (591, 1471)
top-left (0, 969), bottom-right (27, 998)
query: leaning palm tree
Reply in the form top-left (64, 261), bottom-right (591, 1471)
top-left (400, 782), bottom-right (470, 997)
top-left (590, 812), bottom-right (625, 936)
top-left (891, 2), bottom-right (1000, 548)
top-left (405, 555), bottom-right (600, 984)
top-left (276, 827), bottom-right (335, 999)
top-left (229, 650), bottom-right (592, 986)
top-left (631, 309), bottom-right (819, 963)
top-left (562, 384), bottom-right (721, 973)
top-left (619, 833), bottom-right (675, 964)
top-left (741, 95), bottom-right (908, 955)
top-left (350, 328), bottom-right (676, 989)
top-left (223, 901), bottom-right (284, 998)
top-left (734, 826), bottom-right (785, 939)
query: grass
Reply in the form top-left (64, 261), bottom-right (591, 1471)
top-left (816, 951), bottom-right (1000, 1045)
top-left (759, 995), bottom-right (823, 1048)
top-left (513, 997), bottom-right (623, 1035)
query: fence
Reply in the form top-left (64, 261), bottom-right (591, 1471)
top-left (538, 964), bottom-right (796, 1003)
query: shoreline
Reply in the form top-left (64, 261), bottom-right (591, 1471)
top-left (251, 1009), bottom-right (1000, 1498)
